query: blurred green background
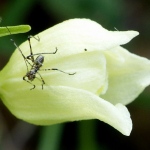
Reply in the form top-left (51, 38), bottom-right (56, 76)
top-left (0, 0), bottom-right (150, 150)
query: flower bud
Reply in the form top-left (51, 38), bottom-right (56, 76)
top-left (0, 19), bottom-right (149, 136)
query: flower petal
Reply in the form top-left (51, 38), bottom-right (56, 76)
top-left (34, 19), bottom-right (139, 56)
top-left (43, 51), bottom-right (107, 94)
top-left (1, 19), bottom-right (138, 79)
top-left (0, 50), bottom-right (107, 94)
top-left (1, 85), bottom-right (132, 136)
top-left (101, 46), bottom-right (150, 105)
top-left (1, 19), bottom-right (138, 75)
top-left (12, 19), bottom-right (138, 60)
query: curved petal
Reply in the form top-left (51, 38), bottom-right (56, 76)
top-left (43, 51), bottom-right (107, 94)
top-left (1, 85), bottom-right (132, 136)
top-left (7, 19), bottom-right (138, 62)
top-left (0, 51), bottom-right (107, 94)
top-left (101, 46), bottom-right (150, 105)
top-left (36, 19), bottom-right (139, 56)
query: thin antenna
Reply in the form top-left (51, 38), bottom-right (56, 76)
top-left (6, 26), bottom-right (30, 71)
top-left (114, 27), bottom-right (119, 31)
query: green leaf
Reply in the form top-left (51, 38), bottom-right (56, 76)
top-left (0, 25), bottom-right (31, 37)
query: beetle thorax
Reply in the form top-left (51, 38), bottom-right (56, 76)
top-left (34, 55), bottom-right (44, 68)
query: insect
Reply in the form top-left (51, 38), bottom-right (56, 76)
top-left (6, 27), bottom-right (75, 90)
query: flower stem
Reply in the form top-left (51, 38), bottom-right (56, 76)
top-left (77, 120), bottom-right (100, 150)
top-left (38, 124), bottom-right (64, 150)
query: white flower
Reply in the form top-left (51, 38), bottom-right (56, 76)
top-left (0, 19), bottom-right (149, 136)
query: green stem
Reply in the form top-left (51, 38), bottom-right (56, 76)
top-left (38, 124), bottom-right (64, 150)
top-left (77, 120), bottom-right (100, 150)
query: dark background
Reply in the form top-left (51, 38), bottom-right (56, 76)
top-left (0, 0), bottom-right (150, 150)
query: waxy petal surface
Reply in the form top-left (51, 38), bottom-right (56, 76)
top-left (1, 85), bottom-right (131, 136)
top-left (101, 47), bottom-right (150, 105)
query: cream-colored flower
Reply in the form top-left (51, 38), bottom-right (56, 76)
top-left (0, 19), bottom-right (150, 136)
